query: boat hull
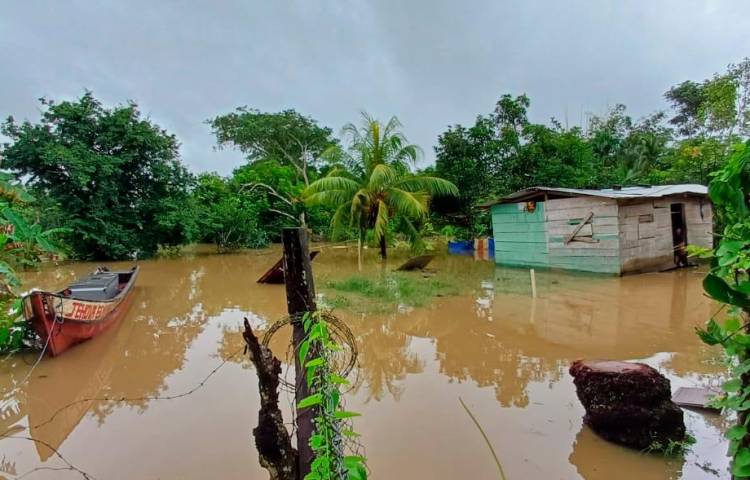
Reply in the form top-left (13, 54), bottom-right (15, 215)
top-left (25, 267), bottom-right (139, 356)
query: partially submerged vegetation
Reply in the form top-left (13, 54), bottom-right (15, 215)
top-left (644, 433), bottom-right (696, 458)
top-left (324, 272), bottom-right (461, 313)
top-left (0, 175), bottom-right (66, 352)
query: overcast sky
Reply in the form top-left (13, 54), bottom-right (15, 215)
top-left (2, 1), bottom-right (749, 174)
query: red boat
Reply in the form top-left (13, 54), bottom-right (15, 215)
top-left (23, 266), bottom-right (139, 356)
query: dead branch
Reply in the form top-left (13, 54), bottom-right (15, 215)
top-left (242, 318), bottom-right (298, 480)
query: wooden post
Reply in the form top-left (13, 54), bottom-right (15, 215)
top-left (530, 269), bottom-right (537, 299)
top-left (281, 228), bottom-right (317, 478)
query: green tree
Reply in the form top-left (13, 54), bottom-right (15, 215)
top-left (193, 173), bottom-right (268, 252)
top-left (434, 116), bottom-right (498, 230)
top-left (1, 92), bottom-right (196, 260)
top-left (208, 108), bottom-right (338, 186)
top-left (304, 113), bottom-right (457, 266)
top-left (231, 159), bottom-right (331, 238)
top-left (666, 59), bottom-right (750, 142)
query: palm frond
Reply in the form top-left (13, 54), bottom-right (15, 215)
top-left (330, 201), bottom-right (353, 239)
top-left (350, 189), bottom-right (369, 229)
top-left (385, 188), bottom-right (429, 219)
top-left (395, 176), bottom-right (458, 196)
top-left (368, 164), bottom-right (397, 191)
top-left (305, 190), bottom-right (354, 208)
top-left (373, 200), bottom-right (388, 242)
top-left (400, 217), bottom-right (425, 254)
top-left (303, 175), bottom-right (359, 200)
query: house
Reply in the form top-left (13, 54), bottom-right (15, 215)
top-left (483, 185), bottom-right (713, 275)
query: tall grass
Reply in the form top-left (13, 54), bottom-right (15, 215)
top-left (324, 273), bottom-right (461, 312)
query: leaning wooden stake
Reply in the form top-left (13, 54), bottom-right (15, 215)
top-left (242, 319), bottom-right (298, 480)
top-left (282, 227), bottom-right (317, 478)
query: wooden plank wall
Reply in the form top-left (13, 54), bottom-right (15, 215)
top-left (680, 198), bottom-right (713, 249)
top-left (491, 194), bottom-right (713, 275)
top-left (491, 202), bottom-right (548, 268)
top-left (544, 197), bottom-right (621, 274)
top-left (618, 199), bottom-right (671, 274)
top-left (619, 196), bottom-right (712, 274)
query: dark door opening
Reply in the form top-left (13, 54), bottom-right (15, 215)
top-left (670, 203), bottom-right (687, 267)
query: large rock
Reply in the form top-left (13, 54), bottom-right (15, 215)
top-left (569, 359), bottom-right (686, 450)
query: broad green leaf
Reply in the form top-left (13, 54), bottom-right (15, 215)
top-left (305, 358), bottom-right (325, 368)
top-left (733, 461), bottom-right (750, 477)
top-left (299, 341), bottom-right (310, 365)
top-left (334, 411), bottom-right (362, 419)
top-left (328, 373), bottom-right (349, 385)
top-left (726, 317), bottom-right (742, 332)
top-left (724, 379), bottom-right (743, 393)
top-left (704, 273), bottom-right (750, 309)
top-left (737, 360), bottom-right (750, 376)
top-left (736, 447), bottom-right (750, 466)
top-left (727, 425), bottom-right (748, 440)
top-left (310, 434), bottom-right (325, 449)
top-left (717, 240), bottom-right (745, 256)
top-left (297, 393), bottom-right (322, 409)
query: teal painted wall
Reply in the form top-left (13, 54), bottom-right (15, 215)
top-left (491, 201), bottom-right (622, 274)
top-left (491, 202), bottom-right (549, 267)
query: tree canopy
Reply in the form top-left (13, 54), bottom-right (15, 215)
top-left (0, 92), bottom-right (196, 259)
top-left (208, 108), bottom-right (338, 186)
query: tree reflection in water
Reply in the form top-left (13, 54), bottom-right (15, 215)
top-left (0, 247), bottom-right (731, 479)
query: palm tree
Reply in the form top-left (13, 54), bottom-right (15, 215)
top-left (303, 113), bottom-right (457, 268)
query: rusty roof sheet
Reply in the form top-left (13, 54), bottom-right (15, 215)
top-left (481, 184), bottom-right (708, 206)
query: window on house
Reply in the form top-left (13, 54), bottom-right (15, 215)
top-left (638, 214), bottom-right (656, 239)
top-left (567, 217), bottom-right (593, 237)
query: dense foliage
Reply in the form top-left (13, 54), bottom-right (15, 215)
top-left (0, 175), bottom-right (66, 352)
top-left (691, 144), bottom-right (750, 478)
top-left (1, 93), bottom-right (196, 260)
top-left (192, 172), bottom-right (269, 251)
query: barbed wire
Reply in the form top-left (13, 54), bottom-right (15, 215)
top-left (261, 311), bottom-right (358, 392)
top-left (260, 310), bottom-right (367, 476)
top-left (0, 434), bottom-right (95, 479)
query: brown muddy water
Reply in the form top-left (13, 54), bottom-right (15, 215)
top-left (0, 245), bottom-right (731, 479)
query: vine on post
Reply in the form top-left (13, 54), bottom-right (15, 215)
top-left (692, 145), bottom-right (750, 478)
top-left (296, 311), bottom-right (368, 480)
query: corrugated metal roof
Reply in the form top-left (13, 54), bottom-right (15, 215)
top-left (482, 184), bottom-right (708, 206)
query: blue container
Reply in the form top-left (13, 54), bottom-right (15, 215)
top-left (448, 240), bottom-right (474, 255)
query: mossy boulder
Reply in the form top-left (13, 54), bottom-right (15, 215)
top-left (569, 360), bottom-right (686, 450)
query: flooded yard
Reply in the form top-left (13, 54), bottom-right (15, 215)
top-left (0, 246), bottom-right (731, 479)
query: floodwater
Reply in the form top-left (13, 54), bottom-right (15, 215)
top-left (0, 245), bottom-right (731, 479)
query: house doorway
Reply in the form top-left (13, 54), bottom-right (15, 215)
top-left (670, 203), bottom-right (688, 267)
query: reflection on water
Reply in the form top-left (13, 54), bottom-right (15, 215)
top-left (0, 245), bottom-right (731, 479)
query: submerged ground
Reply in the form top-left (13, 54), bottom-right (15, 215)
top-left (0, 245), bottom-right (731, 479)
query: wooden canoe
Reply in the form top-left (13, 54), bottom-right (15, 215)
top-left (23, 266), bottom-right (139, 357)
top-left (257, 251), bottom-right (319, 284)
top-left (396, 255), bottom-right (435, 271)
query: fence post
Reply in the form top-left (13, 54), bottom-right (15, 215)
top-left (282, 227), bottom-right (317, 478)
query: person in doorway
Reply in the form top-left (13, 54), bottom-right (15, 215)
top-left (674, 227), bottom-right (688, 267)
